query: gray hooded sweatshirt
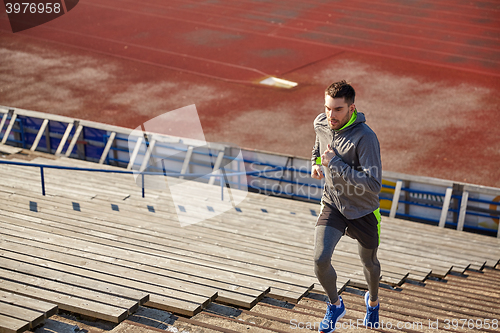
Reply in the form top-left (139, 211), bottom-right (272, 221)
top-left (311, 111), bottom-right (382, 219)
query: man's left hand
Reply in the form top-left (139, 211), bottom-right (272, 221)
top-left (321, 144), bottom-right (336, 167)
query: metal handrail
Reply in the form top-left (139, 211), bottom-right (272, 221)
top-left (0, 160), bottom-right (284, 198)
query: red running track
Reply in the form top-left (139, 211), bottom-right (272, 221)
top-left (1, 0), bottom-right (499, 81)
top-left (0, 0), bottom-right (499, 188)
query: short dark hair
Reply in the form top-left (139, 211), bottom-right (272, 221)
top-left (325, 80), bottom-right (355, 105)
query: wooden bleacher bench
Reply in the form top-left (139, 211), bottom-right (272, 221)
top-left (1, 154), bottom-right (500, 331)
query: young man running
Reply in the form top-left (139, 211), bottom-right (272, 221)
top-left (311, 80), bottom-right (382, 332)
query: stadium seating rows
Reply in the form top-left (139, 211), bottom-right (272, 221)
top-left (0, 150), bottom-right (499, 332)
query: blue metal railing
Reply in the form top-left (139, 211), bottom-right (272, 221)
top-left (382, 185), bottom-right (499, 232)
top-left (3, 154), bottom-right (499, 233)
top-left (398, 200), bottom-right (442, 210)
top-left (102, 134), bottom-right (315, 201)
top-left (381, 184), bottom-right (446, 223)
top-left (0, 159), bottom-right (283, 200)
top-left (401, 186), bottom-right (445, 197)
top-left (1, 117), bottom-right (80, 155)
top-left (106, 134), bottom-right (312, 175)
top-left (0, 116), bottom-right (24, 147)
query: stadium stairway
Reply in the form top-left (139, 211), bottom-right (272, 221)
top-left (0, 149), bottom-right (499, 332)
top-left (16, 267), bottom-right (500, 333)
top-left (168, 267), bottom-right (500, 333)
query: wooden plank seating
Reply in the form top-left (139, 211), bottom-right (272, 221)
top-left (0, 276), bottom-right (130, 324)
top-left (0, 195), bottom-right (440, 294)
top-left (0, 167), bottom-right (324, 276)
top-left (0, 314), bottom-right (30, 333)
top-left (0, 183), bottom-right (308, 284)
top-left (0, 290), bottom-right (57, 319)
top-left (382, 217), bottom-right (500, 268)
top-left (167, 191), bottom-right (422, 282)
top-left (0, 291), bottom-right (56, 333)
top-left (70, 166), bottom-right (500, 269)
top-left (2, 155), bottom-right (500, 329)
top-left (0, 158), bottom-right (496, 286)
top-left (0, 239), bottom-right (209, 315)
top-left (0, 214), bottom-right (218, 305)
top-left (186, 268), bottom-right (500, 333)
top-left (0, 270), bottom-right (140, 316)
top-left (0, 222), bottom-right (296, 307)
top-left (2, 156), bottom-right (482, 251)
top-left (0, 233), bottom-right (212, 320)
top-left (0, 251), bottom-right (150, 306)
top-left (0, 181), bottom-right (357, 292)
top-left (167, 179), bottom-right (500, 274)
top-left (0, 192), bottom-right (305, 304)
top-left (3, 165), bottom-right (410, 287)
top-left (0, 303), bottom-right (43, 332)
top-left (0, 166), bottom-right (342, 308)
top-left (4, 160), bottom-right (500, 282)
top-left (380, 224), bottom-right (487, 272)
top-left (0, 217), bottom-right (260, 308)
top-left (117, 195), bottom-right (425, 283)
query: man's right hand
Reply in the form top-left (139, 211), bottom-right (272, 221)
top-left (311, 164), bottom-right (324, 180)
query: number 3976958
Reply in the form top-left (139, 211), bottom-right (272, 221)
top-left (5, 3), bottom-right (61, 14)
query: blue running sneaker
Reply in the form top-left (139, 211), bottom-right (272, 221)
top-left (363, 291), bottom-right (379, 329)
top-left (318, 296), bottom-right (346, 333)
